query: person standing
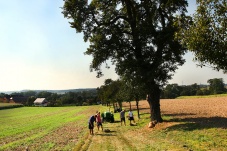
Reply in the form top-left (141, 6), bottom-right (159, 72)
top-left (128, 110), bottom-right (135, 125)
top-left (96, 112), bottom-right (103, 131)
top-left (120, 109), bottom-right (126, 126)
top-left (88, 114), bottom-right (97, 135)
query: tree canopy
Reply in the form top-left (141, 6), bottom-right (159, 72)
top-left (62, 0), bottom-right (188, 123)
top-left (176, 0), bottom-right (227, 73)
top-left (207, 78), bottom-right (226, 94)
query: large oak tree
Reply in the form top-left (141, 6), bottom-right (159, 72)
top-left (62, 0), bottom-right (188, 123)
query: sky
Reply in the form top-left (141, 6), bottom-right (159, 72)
top-left (0, 0), bottom-right (226, 92)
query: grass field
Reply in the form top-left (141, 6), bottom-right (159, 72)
top-left (177, 93), bottom-right (227, 99)
top-left (0, 103), bottom-right (23, 110)
top-left (0, 106), bottom-right (103, 151)
top-left (1, 96), bottom-right (227, 151)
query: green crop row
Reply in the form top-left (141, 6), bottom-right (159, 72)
top-left (0, 105), bottom-right (102, 150)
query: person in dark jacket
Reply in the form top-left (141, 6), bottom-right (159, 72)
top-left (88, 114), bottom-right (97, 135)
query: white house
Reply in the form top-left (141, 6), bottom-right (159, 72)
top-left (34, 98), bottom-right (48, 106)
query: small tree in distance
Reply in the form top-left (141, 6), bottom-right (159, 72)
top-left (207, 78), bottom-right (226, 94)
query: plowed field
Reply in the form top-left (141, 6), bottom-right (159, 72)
top-left (134, 97), bottom-right (227, 129)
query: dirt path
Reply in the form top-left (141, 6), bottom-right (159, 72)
top-left (80, 121), bottom-right (135, 151)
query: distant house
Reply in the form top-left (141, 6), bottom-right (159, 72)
top-left (34, 98), bottom-right (48, 106)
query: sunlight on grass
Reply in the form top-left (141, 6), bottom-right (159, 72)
top-left (177, 93), bottom-right (227, 99)
top-left (1, 103), bottom-right (227, 151)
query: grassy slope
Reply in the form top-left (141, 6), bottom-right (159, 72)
top-left (81, 113), bottom-right (227, 151)
top-left (0, 102), bottom-right (227, 151)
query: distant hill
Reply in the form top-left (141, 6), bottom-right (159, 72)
top-left (0, 88), bottom-right (97, 94)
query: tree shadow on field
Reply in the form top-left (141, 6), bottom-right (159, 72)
top-left (163, 113), bottom-right (227, 131)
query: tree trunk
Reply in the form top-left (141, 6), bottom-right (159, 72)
top-left (118, 100), bottom-right (122, 110)
top-left (135, 99), bottom-right (140, 119)
top-left (147, 85), bottom-right (163, 123)
top-left (129, 102), bottom-right (132, 111)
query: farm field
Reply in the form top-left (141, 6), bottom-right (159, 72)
top-left (0, 103), bottom-right (23, 110)
top-left (1, 96), bottom-right (227, 151)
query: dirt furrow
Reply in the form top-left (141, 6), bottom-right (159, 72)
top-left (84, 122), bottom-right (134, 151)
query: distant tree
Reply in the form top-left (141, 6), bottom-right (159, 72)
top-left (100, 79), bottom-right (122, 108)
top-left (162, 84), bottom-right (181, 98)
top-left (97, 85), bottom-right (109, 106)
top-left (196, 88), bottom-right (210, 96)
top-left (23, 91), bottom-right (37, 97)
top-left (97, 79), bottom-right (114, 106)
top-left (77, 96), bottom-right (83, 105)
top-left (62, 0), bottom-right (188, 124)
top-left (190, 83), bottom-right (200, 95)
top-left (176, 0), bottom-right (227, 73)
top-left (26, 96), bottom-right (36, 106)
top-left (207, 78), bottom-right (226, 94)
top-left (110, 80), bottom-right (124, 110)
top-left (10, 92), bottom-right (23, 96)
top-left (61, 92), bottom-right (76, 104)
top-left (55, 99), bottom-right (63, 106)
top-left (119, 78), bottom-right (146, 119)
top-left (49, 93), bottom-right (59, 106)
top-left (81, 90), bottom-right (97, 105)
top-left (0, 93), bottom-right (6, 98)
top-left (196, 89), bottom-right (204, 96)
top-left (98, 79), bottom-right (126, 109)
top-left (36, 91), bottom-right (52, 98)
top-left (180, 83), bottom-right (200, 96)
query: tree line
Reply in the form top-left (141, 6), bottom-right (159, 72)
top-left (0, 89), bottom-right (99, 107)
top-left (0, 78), bottom-right (225, 108)
top-left (161, 78), bottom-right (227, 99)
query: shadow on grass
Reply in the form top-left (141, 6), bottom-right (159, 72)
top-left (96, 130), bottom-right (117, 136)
top-left (139, 112), bottom-right (151, 116)
top-left (162, 114), bottom-right (227, 131)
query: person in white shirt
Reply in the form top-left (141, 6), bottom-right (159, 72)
top-left (128, 110), bottom-right (135, 125)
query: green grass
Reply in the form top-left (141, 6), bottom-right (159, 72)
top-left (177, 93), bottom-right (227, 99)
top-left (0, 106), bottom-right (103, 150)
top-left (0, 103), bottom-right (23, 110)
top-left (0, 104), bottom-right (227, 150)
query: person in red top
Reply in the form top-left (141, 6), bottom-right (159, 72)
top-left (96, 112), bottom-right (103, 131)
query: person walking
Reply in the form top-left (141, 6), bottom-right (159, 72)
top-left (88, 114), bottom-right (97, 135)
top-left (96, 112), bottom-right (103, 131)
top-left (128, 110), bottom-right (135, 125)
top-left (120, 109), bottom-right (126, 126)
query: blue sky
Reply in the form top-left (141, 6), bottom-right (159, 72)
top-left (0, 0), bottom-right (226, 91)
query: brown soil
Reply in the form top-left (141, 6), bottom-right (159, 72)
top-left (125, 96), bottom-right (227, 129)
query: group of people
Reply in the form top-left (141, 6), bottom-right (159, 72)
top-left (88, 109), bottom-right (136, 135)
top-left (120, 109), bottom-right (135, 126)
top-left (88, 111), bottom-right (103, 135)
